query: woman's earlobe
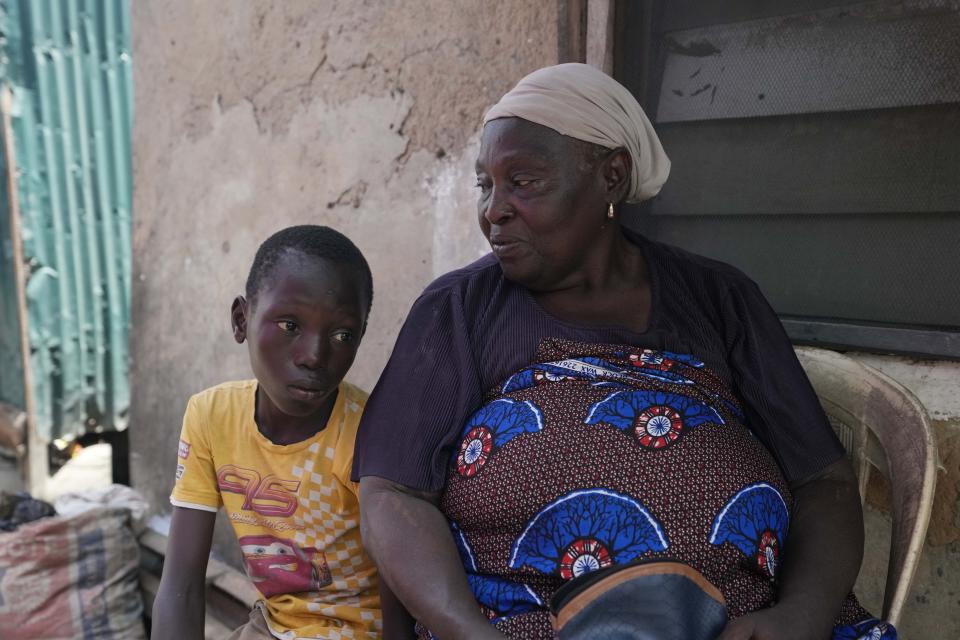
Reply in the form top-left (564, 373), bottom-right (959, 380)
top-left (231, 296), bottom-right (248, 344)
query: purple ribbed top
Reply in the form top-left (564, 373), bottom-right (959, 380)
top-left (353, 232), bottom-right (843, 491)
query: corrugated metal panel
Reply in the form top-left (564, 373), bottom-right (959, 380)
top-left (0, 0), bottom-right (132, 440)
top-left (0, 130), bottom-right (25, 409)
top-left (0, 4), bottom-right (25, 410)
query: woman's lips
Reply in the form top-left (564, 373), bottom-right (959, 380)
top-left (490, 237), bottom-right (526, 258)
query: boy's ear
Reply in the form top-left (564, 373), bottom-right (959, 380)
top-left (231, 296), bottom-right (248, 344)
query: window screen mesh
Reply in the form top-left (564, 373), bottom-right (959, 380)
top-left (619, 0), bottom-right (960, 345)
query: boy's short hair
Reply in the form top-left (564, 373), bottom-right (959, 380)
top-left (245, 225), bottom-right (373, 313)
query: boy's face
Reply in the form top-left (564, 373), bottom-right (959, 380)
top-left (232, 251), bottom-right (368, 421)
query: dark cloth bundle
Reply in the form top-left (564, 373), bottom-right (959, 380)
top-left (0, 491), bottom-right (56, 531)
top-left (550, 560), bottom-right (727, 640)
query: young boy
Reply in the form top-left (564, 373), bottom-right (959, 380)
top-left (153, 226), bottom-right (381, 639)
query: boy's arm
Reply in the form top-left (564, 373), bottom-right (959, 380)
top-left (152, 506), bottom-right (217, 640)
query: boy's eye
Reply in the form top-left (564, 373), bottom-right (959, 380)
top-left (333, 331), bottom-right (355, 344)
top-left (277, 320), bottom-right (298, 333)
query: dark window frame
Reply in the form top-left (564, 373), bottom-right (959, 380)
top-left (613, 0), bottom-right (960, 360)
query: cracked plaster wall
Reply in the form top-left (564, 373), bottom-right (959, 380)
top-left (129, 0), bottom-right (558, 564)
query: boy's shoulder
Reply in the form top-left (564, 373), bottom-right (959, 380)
top-left (189, 379), bottom-right (256, 404)
top-left (338, 380), bottom-right (369, 412)
top-left (331, 381), bottom-right (368, 465)
top-left (186, 380), bottom-right (256, 425)
top-left (336, 381), bottom-right (369, 438)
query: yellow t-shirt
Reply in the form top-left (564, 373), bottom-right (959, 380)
top-left (171, 380), bottom-right (381, 639)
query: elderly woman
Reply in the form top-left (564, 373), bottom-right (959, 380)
top-left (355, 64), bottom-right (894, 640)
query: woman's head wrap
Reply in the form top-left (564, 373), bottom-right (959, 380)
top-left (483, 63), bottom-right (670, 203)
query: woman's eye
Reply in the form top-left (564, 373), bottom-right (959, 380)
top-left (333, 331), bottom-right (355, 343)
top-left (277, 320), bottom-right (298, 333)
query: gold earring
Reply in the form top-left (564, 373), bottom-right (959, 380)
top-left (607, 202), bottom-right (615, 219)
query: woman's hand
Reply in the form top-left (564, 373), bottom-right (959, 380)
top-left (717, 605), bottom-right (814, 640)
top-left (719, 457), bottom-right (863, 640)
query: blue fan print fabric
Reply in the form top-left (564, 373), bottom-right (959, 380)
top-left (453, 398), bottom-right (543, 478)
top-left (832, 618), bottom-right (897, 640)
top-left (709, 483), bottom-right (790, 579)
top-left (509, 488), bottom-right (668, 578)
top-left (428, 338), bottom-right (894, 639)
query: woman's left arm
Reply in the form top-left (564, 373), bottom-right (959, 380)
top-left (720, 278), bottom-right (866, 639)
top-left (719, 457), bottom-right (863, 639)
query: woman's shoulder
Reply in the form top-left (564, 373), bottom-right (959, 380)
top-left (639, 233), bottom-right (758, 295)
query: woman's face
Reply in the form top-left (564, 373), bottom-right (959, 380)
top-left (475, 117), bottom-right (615, 291)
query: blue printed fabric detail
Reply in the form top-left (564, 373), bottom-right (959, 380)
top-left (457, 398), bottom-right (544, 446)
top-left (502, 356), bottom-right (621, 393)
top-left (454, 399), bottom-right (543, 478)
top-left (468, 574), bottom-right (544, 618)
top-left (713, 393), bottom-right (747, 422)
top-left (585, 389), bottom-right (724, 449)
top-left (709, 483), bottom-right (790, 578)
top-left (509, 488), bottom-right (668, 579)
top-left (616, 348), bottom-right (705, 368)
top-left (450, 520), bottom-right (542, 620)
top-left (832, 618), bottom-right (897, 640)
top-left (450, 520), bottom-right (478, 572)
top-left (618, 349), bottom-right (705, 385)
top-left (501, 353), bottom-right (699, 394)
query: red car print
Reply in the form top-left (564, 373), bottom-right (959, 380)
top-left (239, 535), bottom-right (331, 597)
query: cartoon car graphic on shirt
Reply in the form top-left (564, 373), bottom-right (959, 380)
top-left (239, 535), bottom-right (331, 598)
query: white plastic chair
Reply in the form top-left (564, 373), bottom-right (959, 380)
top-left (795, 347), bottom-right (938, 627)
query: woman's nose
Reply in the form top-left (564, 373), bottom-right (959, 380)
top-left (482, 187), bottom-right (514, 226)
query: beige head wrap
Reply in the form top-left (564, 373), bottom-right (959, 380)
top-left (483, 63), bottom-right (670, 203)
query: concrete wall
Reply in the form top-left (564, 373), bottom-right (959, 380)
top-left (130, 2), bottom-right (958, 635)
top-left (130, 0), bottom-right (559, 564)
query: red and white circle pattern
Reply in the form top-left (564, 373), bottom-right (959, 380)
top-left (457, 426), bottom-right (494, 477)
top-left (634, 405), bottom-right (684, 449)
top-left (559, 538), bottom-right (613, 579)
